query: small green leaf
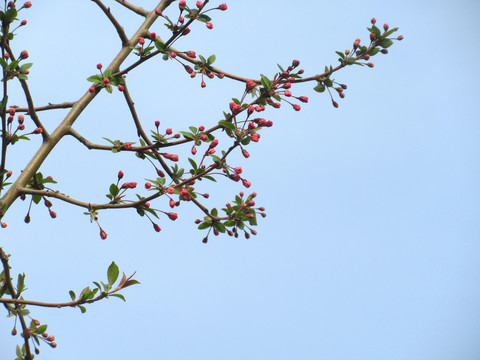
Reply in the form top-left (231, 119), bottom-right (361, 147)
top-left (107, 261), bottom-right (119, 285)
top-left (198, 222), bottom-right (211, 230)
top-left (211, 208), bottom-right (218, 217)
top-left (218, 120), bottom-right (235, 130)
top-left (260, 74), bottom-right (272, 90)
top-left (79, 305), bottom-right (86, 313)
top-left (69, 290), bottom-right (76, 301)
top-left (335, 51), bottom-right (345, 59)
top-left (199, 55), bottom-right (206, 64)
top-left (214, 222), bottom-right (226, 233)
top-left (110, 293), bottom-right (126, 301)
top-left (87, 74), bottom-right (103, 83)
top-left (207, 54), bottom-right (216, 65)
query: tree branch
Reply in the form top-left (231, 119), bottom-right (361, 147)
top-left (115, 0), bottom-right (149, 17)
top-left (15, 102), bottom-right (75, 114)
top-left (91, 0), bottom-right (129, 45)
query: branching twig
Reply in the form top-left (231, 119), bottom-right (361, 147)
top-left (15, 102), bottom-right (75, 114)
top-left (0, 248), bottom-right (33, 360)
top-left (92, 0), bottom-right (129, 45)
top-left (114, 0), bottom-right (149, 17)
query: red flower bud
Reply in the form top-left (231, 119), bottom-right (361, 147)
top-left (100, 229), bottom-right (107, 240)
top-left (219, 3), bottom-right (227, 10)
top-left (206, 22), bottom-right (213, 29)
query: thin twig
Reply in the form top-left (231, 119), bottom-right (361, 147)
top-left (92, 0), bottom-right (129, 45)
top-left (15, 102), bottom-right (75, 114)
top-left (115, 0), bottom-right (148, 17)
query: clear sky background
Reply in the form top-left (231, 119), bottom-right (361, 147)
top-left (1, 0), bottom-right (480, 359)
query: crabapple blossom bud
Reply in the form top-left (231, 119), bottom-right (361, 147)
top-left (33, 127), bottom-right (43, 134)
top-left (201, 81), bottom-right (206, 88)
top-left (20, 50), bottom-right (28, 59)
top-left (195, 219), bottom-right (201, 224)
top-left (21, 20), bottom-right (27, 26)
top-left (206, 22), bottom-right (213, 29)
top-left (298, 96), bottom-right (308, 103)
top-left (219, 3), bottom-right (227, 10)
top-left (166, 128), bottom-right (173, 135)
top-left (293, 104), bottom-right (301, 111)
top-left (18, 124), bottom-right (25, 130)
top-left (155, 121), bottom-right (160, 127)
top-left (182, 28), bottom-right (191, 35)
top-left (284, 90), bottom-right (292, 97)
top-left (363, 54), bottom-right (370, 60)
top-left (157, 169), bottom-right (165, 177)
top-left (170, 154), bottom-right (179, 161)
top-left (118, 170), bottom-right (124, 179)
top-left (366, 63), bottom-right (374, 68)
top-left (371, 18), bottom-right (376, 24)
top-left (184, 65), bottom-right (193, 74)
top-left (97, 63), bottom-right (102, 70)
top-left (247, 105), bottom-right (255, 115)
top-left (179, 0), bottom-right (186, 7)
top-left (24, 214), bottom-right (30, 223)
top-left (103, 78), bottom-right (109, 85)
top-left (153, 223), bottom-right (161, 232)
top-left (89, 86), bottom-right (95, 93)
top-left (383, 23), bottom-right (389, 31)
top-left (145, 182), bottom-right (151, 189)
top-left (11, 328), bottom-right (17, 335)
top-left (118, 85), bottom-right (124, 92)
top-left (191, 146), bottom-right (197, 155)
top-left (196, 1), bottom-right (204, 9)
top-left (150, 32), bottom-right (156, 39)
top-left (242, 179), bottom-right (251, 188)
top-left (202, 237), bottom-right (208, 243)
top-left (199, 134), bottom-right (208, 141)
top-left (370, 33), bottom-right (376, 41)
top-left (397, 35), bottom-right (404, 40)
top-left (242, 149), bottom-right (250, 158)
top-left (229, 102), bottom-right (241, 113)
top-left (155, 9), bottom-right (162, 16)
top-left (292, 59), bottom-right (300, 67)
top-left (216, 73), bottom-right (225, 79)
top-left (235, 167), bottom-right (242, 174)
top-left (1, 222), bottom-right (6, 228)
top-left (168, 212), bottom-right (178, 221)
top-left (174, 134), bottom-right (180, 138)
top-left (332, 100), bottom-right (339, 108)
top-left (50, 343), bottom-right (57, 348)
top-left (124, 142), bottom-right (132, 149)
top-left (186, 51), bottom-right (196, 58)
top-left (169, 199), bottom-right (176, 208)
top-left (100, 229), bottom-right (107, 240)
top-left (209, 139), bottom-right (219, 148)
top-left (167, 187), bottom-right (175, 194)
top-left (381, 49), bottom-right (388, 54)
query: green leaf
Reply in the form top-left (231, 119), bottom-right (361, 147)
top-left (69, 290), bottom-right (76, 301)
top-left (109, 183), bottom-right (119, 197)
top-left (179, 131), bottom-right (194, 140)
top-left (207, 54), bottom-right (216, 65)
top-left (384, 27), bottom-right (398, 37)
top-left (37, 324), bottom-right (48, 334)
top-left (17, 273), bottom-right (25, 293)
top-left (110, 293), bottom-right (126, 301)
top-left (379, 39), bottom-right (393, 48)
top-left (218, 120), bottom-right (235, 130)
top-left (214, 222), bottom-right (226, 233)
top-left (335, 51), bottom-right (345, 59)
top-left (198, 14), bottom-right (212, 22)
top-left (87, 74), bottom-right (103, 83)
top-left (188, 157), bottom-right (197, 170)
top-left (203, 175), bottom-right (216, 182)
top-left (260, 74), bottom-right (272, 90)
top-left (189, 126), bottom-right (198, 134)
top-left (211, 208), bottom-right (218, 217)
top-left (368, 25), bottom-right (381, 36)
top-left (369, 47), bottom-right (380, 56)
top-left (32, 194), bottom-right (41, 204)
top-left (105, 85), bottom-right (113, 93)
top-left (107, 261), bottom-right (119, 285)
top-left (20, 63), bottom-right (33, 70)
top-left (122, 279), bottom-right (140, 288)
top-left (198, 222), bottom-right (211, 230)
top-left (199, 55), bottom-right (206, 64)
top-left (313, 83), bottom-right (325, 93)
top-left (79, 305), bottom-right (86, 313)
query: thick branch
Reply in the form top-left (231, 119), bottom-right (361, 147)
top-left (0, 0), bottom-right (173, 214)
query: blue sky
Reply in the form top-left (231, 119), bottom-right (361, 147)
top-left (1, 1), bottom-right (480, 359)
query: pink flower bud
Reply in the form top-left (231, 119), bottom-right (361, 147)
top-left (118, 170), bottom-right (124, 179)
top-left (153, 223), bottom-right (161, 232)
top-left (145, 182), bottom-right (151, 189)
top-left (168, 212), bottom-right (178, 221)
top-left (206, 22), bottom-right (213, 29)
top-left (100, 229), bottom-right (107, 240)
top-left (219, 3), bottom-right (227, 10)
